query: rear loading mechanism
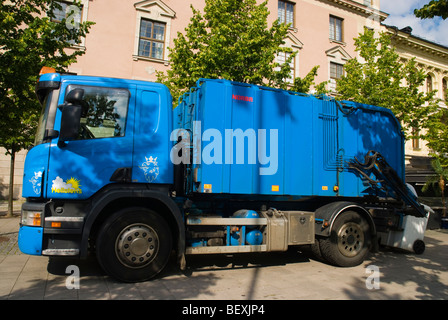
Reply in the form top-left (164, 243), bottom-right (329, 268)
top-left (348, 151), bottom-right (427, 217)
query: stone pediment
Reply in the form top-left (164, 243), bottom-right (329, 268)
top-left (134, 0), bottom-right (176, 18)
top-left (325, 45), bottom-right (352, 61)
top-left (285, 31), bottom-right (304, 50)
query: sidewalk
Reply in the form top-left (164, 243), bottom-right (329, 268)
top-left (0, 199), bottom-right (24, 217)
top-left (1, 208), bottom-right (448, 300)
top-left (0, 200), bottom-right (23, 256)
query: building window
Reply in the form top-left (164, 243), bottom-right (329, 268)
top-left (412, 128), bottom-right (420, 150)
top-left (277, 51), bottom-right (295, 84)
top-left (329, 16), bottom-right (343, 42)
top-left (138, 19), bottom-right (166, 60)
top-left (443, 78), bottom-right (447, 101)
top-left (51, 1), bottom-right (81, 23)
top-left (50, 1), bottom-right (83, 45)
top-left (278, 1), bottom-right (294, 27)
top-left (426, 75), bottom-right (433, 92)
top-left (330, 62), bottom-right (344, 80)
top-left (133, 1), bottom-right (175, 64)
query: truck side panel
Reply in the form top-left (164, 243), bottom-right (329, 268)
top-left (178, 79), bottom-right (404, 199)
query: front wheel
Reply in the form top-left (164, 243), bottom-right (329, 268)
top-left (96, 207), bottom-right (172, 282)
top-left (318, 211), bottom-right (371, 267)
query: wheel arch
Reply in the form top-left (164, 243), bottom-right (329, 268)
top-left (315, 201), bottom-right (376, 239)
top-left (80, 186), bottom-right (185, 263)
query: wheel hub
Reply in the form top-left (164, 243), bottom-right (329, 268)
top-left (337, 222), bottom-right (364, 257)
top-left (115, 224), bottom-right (159, 268)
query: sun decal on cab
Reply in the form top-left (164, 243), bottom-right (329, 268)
top-left (51, 176), bottom-right (82, 194)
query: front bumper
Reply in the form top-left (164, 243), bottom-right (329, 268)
top-left (18, 202), bottom-right (46, 255)
top-left (18, 201), bottom-right (85, 257)
top-left (18, 226), bottom-right (43, 255)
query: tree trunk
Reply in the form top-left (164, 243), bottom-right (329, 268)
top-left (6, 148), bottom-right (15, 218)
top-left (440, 177), bottom-right (446, 217)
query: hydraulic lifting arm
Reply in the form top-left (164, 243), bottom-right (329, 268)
top-left (348, 151), bottom-right (427, 217)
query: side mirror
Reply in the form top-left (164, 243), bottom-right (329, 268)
top-left (44, 129), bottom-right (59, 140)
top-left (58, 88), bottom-right (84, 147)
top-left (65, 88), bottom-right (84, 105)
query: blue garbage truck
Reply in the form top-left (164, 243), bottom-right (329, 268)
top-left (18, 69), bottom-right (430, 282)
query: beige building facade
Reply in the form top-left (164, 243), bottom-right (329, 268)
top-left (65, 0), bottom-right (388, 87)
top-left (2, 0), bottom-right (448, 199)
top-left (384, 25), bottom-right (448, 188)
top-left (385, 25), bottom-right (448, 157)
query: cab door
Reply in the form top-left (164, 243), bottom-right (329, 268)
top-left (131, 84), bottom-right (173, 185)
top-left (47, 79), bottom-right (135, 199)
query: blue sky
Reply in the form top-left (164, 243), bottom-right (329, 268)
top-left (381, 0), bottom-right (448, 47)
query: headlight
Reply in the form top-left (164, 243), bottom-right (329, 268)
top-left (21, 210), bottom-right (42, 227)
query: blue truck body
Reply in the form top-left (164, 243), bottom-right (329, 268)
top-left (174, 79), bottom-right (404, 198)
top-left (18, 73), bottom-right (429, 282)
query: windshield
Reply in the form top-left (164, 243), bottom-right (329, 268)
top-left (34, 89), bottom-right (59, 145)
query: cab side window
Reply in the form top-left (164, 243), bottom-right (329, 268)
top-left (66, 85), bottom-right (130, 139)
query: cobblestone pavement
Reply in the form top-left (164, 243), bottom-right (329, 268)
top-left (0, 205), bottom-right (22, 256)
top-left (0, 230), bottom-right (21, 256)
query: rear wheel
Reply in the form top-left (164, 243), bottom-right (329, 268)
top-left (413, 239), bottom-right (425, 254)
top-left (319, 211), bottom-right (371, 267)
top-left (96, 207), bottom-right (172, 282)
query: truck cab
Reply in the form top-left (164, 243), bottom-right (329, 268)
top-left (24, 72), bottom-right (174, 200)
top-left (19, 71), bottom-right (186, 281)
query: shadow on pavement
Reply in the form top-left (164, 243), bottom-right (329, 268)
top-left (3, 230), bottom-right (447, 300)
top-left (342, 230), bottom-right (448, 300)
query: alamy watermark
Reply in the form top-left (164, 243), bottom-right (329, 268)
top-left (66, 265), bottom-right (80, 290)
top-left (65, 5), bottom-right (81, 30)
top-left (365, 0), bottom-right (381, 30)
top-left (170, 121), bottom-right (279, 176)
top-left (365, 265), bottom-right (380, 290)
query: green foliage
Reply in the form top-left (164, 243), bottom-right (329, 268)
top-left (422, 158), bottom-right (448, 194)
top-left (414, 0), bottom-right (448, 20)
top-left (336, 28), bottom-right (438, 139)
top-left (422, 158), bottom-right (448, 216)
top-left (290, 66), bottom-right (328, 94)
top-left (157, 0), bottom-right (306, 102)
top-left (0, 0), bottom-right (94, 155)
top-left (426, 108), bottom-right (448, 166)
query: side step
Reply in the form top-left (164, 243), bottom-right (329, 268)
top-left (42, 249), bottom-right (80, 256)
top-left (186, 245), bottom-right (267, 254)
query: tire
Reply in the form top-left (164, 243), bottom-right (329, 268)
top-left (413, 239), bottom-right (425, 255)
top-left (319, 211), bottom-right (371, 267)
top-left (96, 207), bottom-right (172, 282)
top-left (310, 238), bottom-right (325, 262)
